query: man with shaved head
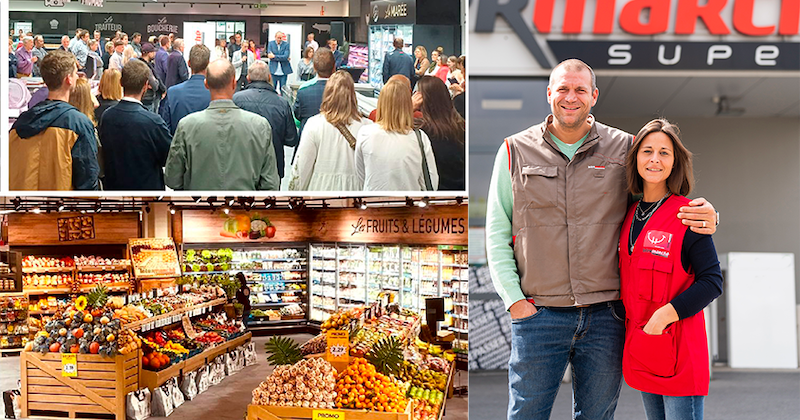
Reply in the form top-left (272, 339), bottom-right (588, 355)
top-left (165, 59), bottom-right (279, 190)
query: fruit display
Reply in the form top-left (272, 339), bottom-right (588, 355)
top-left (320, 308), bottom-right (360, 331)
top-left (74, 256), bottom-right (130, 267)
top-left (23, 273), bottom-right (72, 288)
top-left (397, 361), bottom-right (447, 392)
top-left (250, 358), bottom-right (336, 408)
top-left (22, 256), bottom-right (74, 269)
top-left (194, 317), bottom-right (242, 339)
top-left (0, 296), bottom-right (29, 350)
top-left (411, 397), bottom-right (442, 420)
top-left (194, 331), bottom-right (225, 345)
top-left (334, 358), bottom-right (408, 412)
top-left (250, 309), bottom-right (281, 319)
top-left (300, 333), bottom-right (326, 355)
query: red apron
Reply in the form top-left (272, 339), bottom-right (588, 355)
top-left (619, 195), bottom-right (710, 397)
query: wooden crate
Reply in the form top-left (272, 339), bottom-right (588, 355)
top-left (20, 350), bottom-right (141, 420)
top-left (139, 332), bottom-right (252, 391)
top-left (247, 403), bottom-right (411, 420)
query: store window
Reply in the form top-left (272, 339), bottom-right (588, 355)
top-left (211, 21), bottom-right (245, 42)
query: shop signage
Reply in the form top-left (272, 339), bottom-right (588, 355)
top-left (325, 330), bottom-right (349, 362)
top-left (148, 17), bottom-right (179, 34)
top-left (81, 0), bottom-right (103, 7)
top-left (95, 16), bottom-right (122, 33)
top-left (8, 213), bottom-right (139, 246)
top-left (57, 216), bottom-right (96, 242)
top-left (50, 19), bottom-right (59, 30)
top-left (179, 206), bottom-right (468, 246)
top-left (370, 0), bottom-right (416, 24)
top-left (61, 354), bottom-right (77, 377)
top-left (44, 0), bottom-right (67, 7)
top-left (473, 0), bottom-right (800, 70)
top-left (312, 410), bottom-right (345, 420)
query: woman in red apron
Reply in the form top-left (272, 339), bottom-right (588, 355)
top-left (619, 119), bottom-right (723, 420)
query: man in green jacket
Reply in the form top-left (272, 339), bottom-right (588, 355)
top-left (164, 59), bottom-right (279, 191)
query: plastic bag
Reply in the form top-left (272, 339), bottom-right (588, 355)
top-left (180, 370), bottom-right (198, 401)
top-left (125, 388), bottom-right (151, 420)
top-left (210, 356), bottom-right (225, 385)
top-left (224, 353), bottom-right (236, 376)
top-left (244, 342), bottom-right (258, 366)
top-left (195, 365), bottom-right (210, 394)
top-left (234, 348), bottom-right (246, 372)
top-left (151, 384), bottom-right (173, 417)
top-left (168, 377), bottom-right (184, 409)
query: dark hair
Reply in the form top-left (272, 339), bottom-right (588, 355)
top-left (206, 60), bottom-right (235, 90)
top-left (313, 47), bottom-right (335, 78)
top-left (132, 32), bottom-right (141, 39)
top-left (188, 44), bottom-right (210, 73)
top-left (159, 35), bottom-right (169, 47)
top-left (626, 118), bottom-right (694, 196)
top-left (303, 46), bottom-right (314, 59)
top-left (417, 76), bottom-right (465, 143)
top-left (40, 50), bottom-right (76, 91)
top-left (120, 59), bottom-right (150, 96)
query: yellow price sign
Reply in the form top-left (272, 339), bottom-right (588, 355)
top-left (312, 409), bottom-right (345, 420)
top-left (62, 354), bottom-right (77, 377)
top-left (326, 330), bottom-right (349, 363)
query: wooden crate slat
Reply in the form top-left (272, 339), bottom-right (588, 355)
top-left (27, 377), bottom-right (118, 389)
top-left (27, 368), bottom-right (117, 380)
top-left (247, 405), bottom-right (282, 420)
top-left (28, 393), bottom-right (114, 405)
top-left (123, 356), bottom-right (138, 371)
top-left (28, 402), bottom-right (113, 415)
top-left (32, 353), bottom-right (117, 363)
top-left (28, 385), bottom-right (117, 398)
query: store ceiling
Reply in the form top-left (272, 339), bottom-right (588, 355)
top-left (593, 74), bottom-right (800, 119)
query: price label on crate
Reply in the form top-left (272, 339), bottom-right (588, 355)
top-left (62, 354), bottom-right (77, 377)
top-left (312, 409), bottom-right (345, 420)
top-left (326, 330), bottom-right (349, 362)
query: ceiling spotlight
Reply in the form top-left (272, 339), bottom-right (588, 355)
top-left (406, 197), bottom-right (414, 207)
top-left (223, 206), bottom-right (230, 215)
top-left (95, 202), bottom-right (103, 212)
top-left (263, 197), bottom-right (275, 209)
top-left (57, 201), bottom-right (66, 212)
top-left (145, 204), bottom-right (151, 213)
top-left (192, 196), bottom-right (202, 203)
top-left (456, 197), bottom-right (463, 206)
top-left (227, 197), bottom-right (235, 206)
top-left (359, 199), bottom-right (367, 210)
top-left (287, 199), bottom-right (294, 210)
top-left (80, 209), bottom-right (87, 214)
top-left (32, 207), bottom-right (41, 214)
top-left (169, 203), bottom-right (176, 215)
top-left (12, 198), bottom-right (21, 211)
top-left (417, 197), bottom-right (429, 208)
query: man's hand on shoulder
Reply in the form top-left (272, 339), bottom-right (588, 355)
top-left (509, 299), bottom-right (537, 320)
top-left (678, 197), bottom-right (717, 235)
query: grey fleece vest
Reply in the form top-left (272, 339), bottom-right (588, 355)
top-left (508, 115), bottom-right (632, 307)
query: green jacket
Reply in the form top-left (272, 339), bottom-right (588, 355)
top-left (165, 99), bottom-right (279, 190)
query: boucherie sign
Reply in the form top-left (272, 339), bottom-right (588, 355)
top-left (473, 0), bottom-right (799, 70)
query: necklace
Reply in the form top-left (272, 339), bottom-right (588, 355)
top-left (629, 192), bottom-right (671, 253)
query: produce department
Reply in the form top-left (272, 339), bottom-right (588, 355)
top-left (0, 196), bottom-right (468, 420)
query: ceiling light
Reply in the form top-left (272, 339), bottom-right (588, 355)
top-left (57, 201), bottom-right (66, 212)
top-left (418, 197), bottom-right (429, 208)
top-left (169, 203), bottom-right (176, 214)
top-left (192, 196), bottom-right (202, 203)
top-left (32, 207), bottom-right (41, 214)
top-left (223, 207), bottom-right (230, 215)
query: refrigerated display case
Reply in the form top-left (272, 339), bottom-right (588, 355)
top-left (367, 24), bottom-right (413, 90)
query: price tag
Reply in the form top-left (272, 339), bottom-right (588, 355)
top-left (326, 330), bottom-right (349, 363)
top-left (62, 354), bottom-right (77, 377)
top-left (182, 315), bottom-right (198, 339)
top-left (312, 410), bottom-right (345, 420)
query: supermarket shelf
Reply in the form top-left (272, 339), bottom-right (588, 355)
top-left (76, 265), bottom-right (131, 272)
top-left (450, 327), bottom-right (469, 333)
top-left (251, 279), bottom-right (307, 283)
top-left (338, 297), bottom-right (365, 302)
top-left (311, 256), bottom-right (336, 260)
top-left (442, 264), bottom-right (469, 268)
top-left (125, 297), bottom-right (227, 331)
top-left (314, 304), bottom-right (336, 311)
top-left (185, 269), bottom-right (306, 275)
top-left (251, 302), bottom-right (299, 307)
top-left (338, 269), bottom-right (365, 274)
top-left (247, 318), bottom-right (307, 325)
top-left (312, 268), bottom-right (337, 272)
top-left (78, 283), bottom-right (130, 293)
top-left (23, 287), bottom-right (73, 295)
top-left (252, 289), bottom-right (304, 294)
top-left (233, 258), bottom-right (306, 263)
top-left (28, 310), bottom-right (57, 315)
top-left (453, 302), bottom-right (468, 307)
top-left (337, 257), bottom-right (365, 261)
top-left (452, 314), bottom-right (469, 320)
top-left (421, 292), bottom-right (438, 296)
top-left (22, 267), bottom-right (75, 274)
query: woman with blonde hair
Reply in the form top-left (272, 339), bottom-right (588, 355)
top-left (289, 70), bottom-right (372, 191)
top-left (413, 46), bottom-right (430, 82)
top-left (95, 69), bottom-right (122, 124)
top-left (355, 78), bottom-right (438, 191)
top-left (122, 44), bottom-right (136, 67)
top-left (69, 78), bottom-right (98, 127)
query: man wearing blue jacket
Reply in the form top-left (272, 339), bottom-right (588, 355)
top-left (99, 59), bottom-right (172, 190)
top-left (160, 44), bottom-right (212, 134)
top-left (382, 37), bottom-right (414, 85)
top-left (10, 50), bottom-right (99, 190)
top-left (267, 31), bottom-right (293, 95)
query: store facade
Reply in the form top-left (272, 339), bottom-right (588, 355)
top-left (468, 0), bottom-right (800, 370)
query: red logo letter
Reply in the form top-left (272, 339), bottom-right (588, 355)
top-left (675, 0), bottom-right (730, 35)
top-left (619, 0), bottom-right (671, 35)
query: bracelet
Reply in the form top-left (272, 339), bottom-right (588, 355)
top-left (715, 211), bottom-right (720, 227)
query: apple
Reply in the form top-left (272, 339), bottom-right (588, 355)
top-left (265, 225), bottom-right (276, 238)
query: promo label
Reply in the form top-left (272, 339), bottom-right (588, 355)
top-left (312, 409), bottom-right (345, 420)
top-left (326, 330), bottom-right (349, 363)
top-left (62, 354), bottom-right (77, 377)
top-left (643, 230), bottom-right (673, 258)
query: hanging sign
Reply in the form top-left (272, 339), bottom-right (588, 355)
top-left (57, 216), bottom-right (96, 242)
top-left (62, 354), bottom-right (78, 377)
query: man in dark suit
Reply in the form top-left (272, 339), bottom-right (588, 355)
top-left (328, 38), bottom-right (344, 69)
top-left (233, 60), bottom-right (297, 180)
top-left (165, 38), bottom-right (189, 89)
top-left (293, 47), bottom-right (335, 141)
top-left (267, 31), bottom-right (293, 95)
top-left (159, 44), bottom-right (212, 134)
top-left (154, 35), bottom-right (170, 86)
top-left (98, 59), bottom-right (172, 190)
top-left (382, 37), bottom-right (414, 85)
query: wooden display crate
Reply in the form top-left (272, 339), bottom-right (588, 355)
top-left (247, 403), bottom-right (411, 420)
top-left (139, 332), bottom-right (252, 391)
top-left (20, 350), bottom-right (141, 420)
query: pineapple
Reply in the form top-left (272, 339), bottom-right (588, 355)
top-left (264, 336), bottom-right (303, 366)
top-left (366, 336), bottom-right (404, 376)
top-left (85, 284), bottom-right (108, 309)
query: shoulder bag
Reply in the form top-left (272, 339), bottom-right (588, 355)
top-left (415, 129), bottom-right (433, 191)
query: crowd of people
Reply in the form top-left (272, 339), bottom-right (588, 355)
top-left (9, 29), bottom-right (465, 192)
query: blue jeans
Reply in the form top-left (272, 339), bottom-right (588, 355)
top-left (272, 74), bottom-right (287, 95)
top-left (641, 392), bottom-right (704, 420)
top-left (508, 301), bottom-right (626, 420)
